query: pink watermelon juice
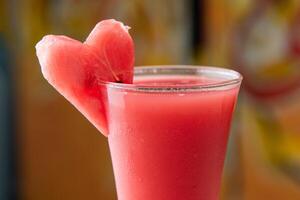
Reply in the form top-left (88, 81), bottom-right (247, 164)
top-left (35, 20), bottom-right (242, 200)
top-left (105, 66), bottom-right (242, 200)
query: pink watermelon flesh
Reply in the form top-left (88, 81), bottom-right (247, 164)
top-left (36, 19), bottom-right (134, 136)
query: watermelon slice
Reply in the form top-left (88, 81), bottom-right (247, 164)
top-left (36, 19), bottom-right (134, 136)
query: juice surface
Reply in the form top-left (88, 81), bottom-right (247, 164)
top-left (107, 75), bottom-right (239, 200)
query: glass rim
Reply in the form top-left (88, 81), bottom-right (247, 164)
top-left (102, 65), bottom-right (243, 92)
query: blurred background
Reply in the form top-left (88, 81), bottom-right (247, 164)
top-left (1, 0), bottom-right (300, 199)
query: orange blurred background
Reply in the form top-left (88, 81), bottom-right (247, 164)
top-left (1, 0), bottom-right (300, 199)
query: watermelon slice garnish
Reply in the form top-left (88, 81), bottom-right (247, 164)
top-left (36, 19), bottom-right (134, 136)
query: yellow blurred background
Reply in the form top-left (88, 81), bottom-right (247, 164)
top-left (1, 0), bottom-right (300, 199)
